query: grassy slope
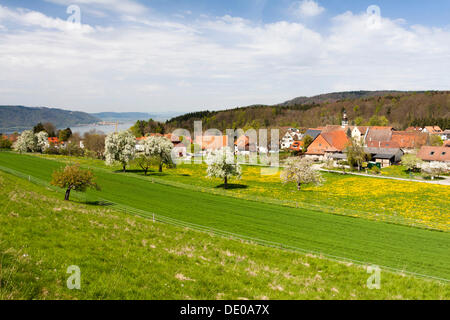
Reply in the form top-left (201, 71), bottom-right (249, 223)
top-left (35, 154), bottom-right (450, 231)
top-left (0, 170), bottom-right (449, 300)
top-left (0, 152), bottom-right (449, 281)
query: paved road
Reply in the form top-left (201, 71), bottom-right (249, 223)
top-left (319, 168), bottom-right (450, 186)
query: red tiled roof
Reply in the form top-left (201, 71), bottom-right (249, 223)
top-left (321, 130), bottom-right (349, 151)
top-left (195, 135), bottom-right (229, 150)
top-left (47, 137), bottom-right (61, 144)
top-left (289, 141), bottom-right (303, 152)
top-left (417, 146), bottom-right (450, 162)
top-left (424, 126), bottom-right (442, 134)
top-left (367, 140), bottom-right (400, 148)
top-left (391, 131), bottom-right (428, 149)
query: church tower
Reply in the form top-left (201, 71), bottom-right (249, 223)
top-left (341, 109), bottom-right (349, 127)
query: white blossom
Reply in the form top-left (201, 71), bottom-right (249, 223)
top-left (206, 148), bottom-right (241, 187)
top-left (140, 136), bottom-right (174, 172)
top-left (105, 131), bottom-right (136, 171)
top-left (281, 157), bottom-right (324, 190)
top-left (13, 130), bottom-right (37, 153)
top-left (420, 161), bottom-right (448, 178)
top-left (36, 131), bottom-right (49, 152)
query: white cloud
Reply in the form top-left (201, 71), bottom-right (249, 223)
top-left (292, 0), bottom-right (325, 18)
top-left (0, 5), bottom-right (94, 33)
top-left (44, 0), bottom-right (148, 16)
top-left (0, 5), bottom-right (449, 113)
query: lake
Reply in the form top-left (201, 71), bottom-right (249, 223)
top-left (71, 122), bottom-right (136, 135)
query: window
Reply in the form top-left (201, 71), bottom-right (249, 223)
top-left (430, 152), bottom-right (435, 155)
top-left (442, 152), bottom-right (446, 156)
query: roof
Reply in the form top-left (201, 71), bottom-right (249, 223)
top-left (321, 130), bottom-right (349, 151)
top-left (47, 137), bottom-right (62, 144)
top-left (195, 135), bottom-right (229, 150)
top-left (235, 135), bottom-right (250, 146)
top-left (390, 131), bottom-right (428, 149)
top-left (304, 129), bottom-right (321, 140)
top-left (364, 147), bottom-right (403, 155)
top-left (417, 146), bottom-right (450, 162)
top-left (289, 141), bottom-right (303, 151)
top-left (365, 128), bottom-right (393, 144)
top-left (373, 154), bottom-right (396, 160)
top-left (424, 126), bottom-right (442, 134)
top-left (367, 140), bottom-right (401, 148)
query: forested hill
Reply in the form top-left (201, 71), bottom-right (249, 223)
top-left (0, 106), bottom-right (100, 132)
top-left (166, 91), bottom-right (450, 132)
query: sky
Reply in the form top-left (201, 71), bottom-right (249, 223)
top-left (0, 0), bottom-right (449, 113)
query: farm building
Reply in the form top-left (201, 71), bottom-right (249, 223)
top-left (364, 147), bottom-right (404, 168)
top-left (417, 146), bottom-right (450, 163)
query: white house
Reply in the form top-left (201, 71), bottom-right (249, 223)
top-left (280, 128), bottom-right (302, 150)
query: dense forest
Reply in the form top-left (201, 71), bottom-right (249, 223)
top-left (165, 91), bottom-right (450, 132)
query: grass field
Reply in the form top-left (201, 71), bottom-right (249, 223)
top-left (0, 151), bottom-right (449, 281)
top-left (35, 154), bottom-right (450, 231)
top-left (0, 170), bottom-right (449, 299)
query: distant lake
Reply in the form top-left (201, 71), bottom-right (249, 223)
top-left (71, 122), bottom-right (135, 135)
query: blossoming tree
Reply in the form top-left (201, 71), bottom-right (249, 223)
top-left (206, 148), bottom-right (242, 189)
top-left (36, 131), bottom-right (49, 153)
top-left (13, 130), bottom-right (37, 153)
top-left (281, 157), bottom-right (324, 191)
top-left (105, 131), bottom-right (136, 172)
top-left (141, 136), bottom-right (174, 173)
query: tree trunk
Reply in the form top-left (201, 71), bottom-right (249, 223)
top-left (122, 164), bottom-right (126, 172)
top-left (159, 163), bottom-right (163, 173)
top-left (224, 176), bottom-right (228, 189)
top-left (144, 168), bottom-right (148, 176)
top-left (297, 182), bottom-right (301, 191)
top-left (65, 188), bottom-right (72, 201)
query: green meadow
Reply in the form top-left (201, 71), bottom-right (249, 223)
top-left (0, 151), bottom-right (449, 283)
top-left (1, 170), bottom-right (449, 299)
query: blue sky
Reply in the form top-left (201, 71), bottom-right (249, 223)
top-left (0, 0), bottom-right (449, 113)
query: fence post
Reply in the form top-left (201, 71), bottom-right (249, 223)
top-left (153, 213), bottom-right (155, 223)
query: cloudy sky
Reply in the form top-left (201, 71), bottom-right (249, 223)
top-left (0, 0), bottom-right (449, 113)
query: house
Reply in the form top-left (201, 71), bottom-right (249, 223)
top-left (234, 135), bottom-right (257, 154)
top-left (305, 130), bottom-right (349, 160)
top-left (366, 131), bottom-right (427, 151)
top-left (280, 128), bottom-right (302, 149)
top-left (417, 146), bottom-right (450, 163)
top-left (364, 147), bottom-right (404, 168)
top-left (195, 135), bottom-right (229, 151)
top-left (289, 141), bottom-right (303, 152)
top-left (46, 137), bottom-right (64, 148)
top-left (390, 131), bottom-right (427, 150)
top-left (442, 130), bottom-right (450, 141)
top-left (364, 127), bottom-right (394, 147)
top-left (423, 126), bottom-right (443, 135)
top-left (444, 140), bottom-right (450, 148)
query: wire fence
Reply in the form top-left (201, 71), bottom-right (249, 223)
top-left (0, 164), bottom-right (448, 283)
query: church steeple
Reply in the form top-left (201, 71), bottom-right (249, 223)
top-left (342, 109), bottom-right (349, 127)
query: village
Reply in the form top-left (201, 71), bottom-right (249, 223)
top-left (2, 110), bottom-right (450, 177)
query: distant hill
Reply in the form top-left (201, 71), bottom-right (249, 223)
top-left (279, 91), bottom-right (406, 106)
top-left (166, 91), bottom-right (450, 132)
top-left (92, 112), bottom-right (182, 122)
top-left (0, 106), bottom-right (100, 133)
